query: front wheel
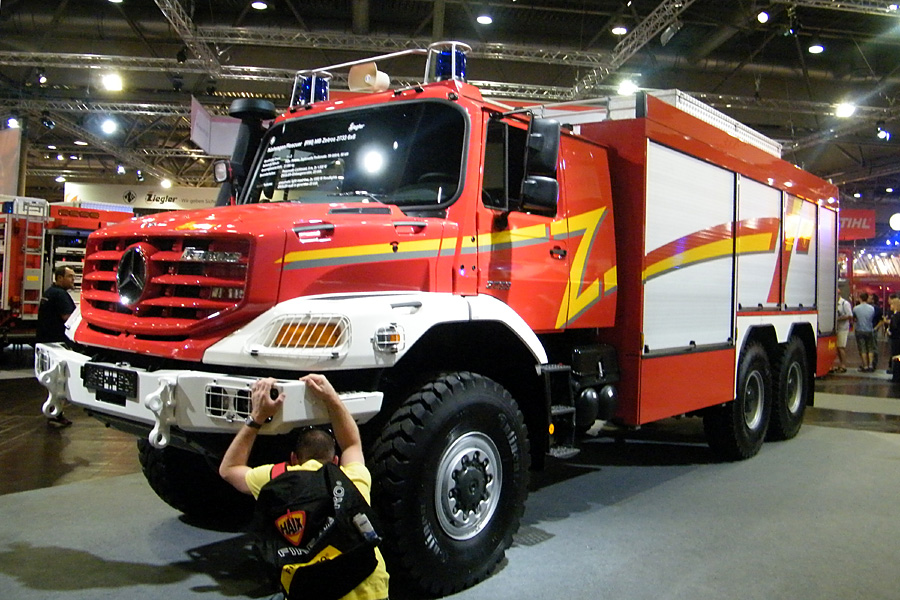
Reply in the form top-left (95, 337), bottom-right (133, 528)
top-left (703, 342), bottom-right (772, 460)
top-left (137, 439), bottom-right (255, 527)
top-left (768, 337), bottom-right (809, 441)
top-left (370, 372), bottom-right (530, 596)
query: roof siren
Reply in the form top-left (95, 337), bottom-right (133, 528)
top-left (348, 62), bottom-right (391, 93)
top-left (426, 41), bottom-right (472, 83)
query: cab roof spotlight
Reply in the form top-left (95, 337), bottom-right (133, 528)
top-left (757, 11), bottom-right (770, 24)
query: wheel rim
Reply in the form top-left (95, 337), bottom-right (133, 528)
top-left (785, 362), bottom-right (803, 414)
top-left (743, 370), bottom-right (764, 430)
top-left (435, 431), bottom-right (502, 541)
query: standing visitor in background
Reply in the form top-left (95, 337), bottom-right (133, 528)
top-left (852, 292), bottom-right (876, 373)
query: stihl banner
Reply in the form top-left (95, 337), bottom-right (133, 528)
top-left (839, 209), bottom-right (876, 241)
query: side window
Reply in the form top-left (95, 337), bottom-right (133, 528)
top-left (483, 119), bottom-right (527, 210)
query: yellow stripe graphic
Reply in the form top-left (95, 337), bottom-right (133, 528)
top-left (642, 238), bottom-right (732, 281)
top-left (279, 237), bottom-right (443, 266)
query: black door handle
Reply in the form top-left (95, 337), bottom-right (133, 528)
top-left (550, 246), bottom-right (567, 259)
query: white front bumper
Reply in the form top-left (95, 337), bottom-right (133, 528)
top-left (34, 342), bottom-right (383, 449)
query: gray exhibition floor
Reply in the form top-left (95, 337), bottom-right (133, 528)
top-left (1, 422), bottom-right (898, 600)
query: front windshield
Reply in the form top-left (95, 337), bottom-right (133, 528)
top-left (242, 100), bottom-right (466, 209)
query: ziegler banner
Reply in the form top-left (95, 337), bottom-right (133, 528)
top-left (64, 183), bottom-right (218, 210)
top-left (839, 208), bottom-right (876, 241)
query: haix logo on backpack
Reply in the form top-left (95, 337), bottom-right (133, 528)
top-left (275, 509), bottom-right (307, 546)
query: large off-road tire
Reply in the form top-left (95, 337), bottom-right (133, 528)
top-left (137, 438), bottom-right (255, 526)
top-left (370, 372), bottom-right (530, 596)
top-left (767, 337), bottom-right (809, 441)
top-left (703, 342), bottom-right (772, 460)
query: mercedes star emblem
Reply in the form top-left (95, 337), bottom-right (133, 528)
top-left (117, 245), bottom-right (148, 306)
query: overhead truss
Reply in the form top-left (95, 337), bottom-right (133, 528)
top-left (772, 0), bottom-right (900, 17)
top-left (573, 0), bottom-right (699, 97)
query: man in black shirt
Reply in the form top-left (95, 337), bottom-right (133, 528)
top-left (37, 266), bottom-right (76, 427)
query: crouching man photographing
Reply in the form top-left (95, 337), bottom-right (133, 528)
top-left (220, 373), bottom-right (389, 600)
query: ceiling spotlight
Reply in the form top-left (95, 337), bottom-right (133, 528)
top-left (73, 140), bottom-right (88, 146)
top-left (890, 4), bottom-right (899, 11)
top-left (55, 175), bottom-right (66, 183)
top-left (877, 122), bottom-right (891, 140)
top-left (835, 102), bottom-right (856, 118)
top-left (37, 70), bottom-right (48, 85)
top-left (808, 35), bottom-right (824, 54)
top-left (660, 19), bottom-right (683, 46)
top-left (161, 178), bottom-right (173, 189)
top-left (101, 118), bottom-right (118, 134)
top-left (108, 0), bottom-right (123, 3)
top-left (136, 169), bottom-right (144, 182)
top-left (176, 47), bottom-right (188, 64)
top-left (250, 1), bottom-right (268, 9)
top-left (854, 192), bottom-right (862, 198)
top-left (617, 80), bottom-right (639, 95)
top-left (757, 11), bottom-right (769, 24)
top-left (172, 75), bottom-right (184, 92)
top-left (891, 213), bottom-right (900, 231)
top-left (47, 144), bottom-right (56, 150)
top-left (56, 154), bottom-right (64, 161)
top-left (116, 164), bottom-right (126, 175)
top-left (476, 14), bottom-right (493, 25)
top-left (40, 111), bottom-right (55, 129)
top-left (6, 115), bottom-right (21, 129)
top-left (611, 25), bottom-right (628, 36)
top-left (101, 72), bottom-right (123, 91)
top-left (888, 187), bottom-right (895, 193)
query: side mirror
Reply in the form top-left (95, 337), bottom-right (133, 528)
top-left (525, 118), bottom-right (560, 176)
top-left (213, 160), bottom-right (244, 184)
top-left (520, 176), bottom-right (558, 214)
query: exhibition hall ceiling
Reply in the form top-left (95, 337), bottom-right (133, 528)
top-left (1, 0), bottom-right (900, 204)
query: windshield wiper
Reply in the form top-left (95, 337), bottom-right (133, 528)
top-left (327, 190), bottom-right (385, 202)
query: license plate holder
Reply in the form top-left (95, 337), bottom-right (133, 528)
top-left (82, 363), bottom-right (139, 400)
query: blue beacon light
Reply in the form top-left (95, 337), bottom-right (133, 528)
top-left (435, 49), bottom-right (467, 82)
top-left (298, 74), bottom-right (330, 105)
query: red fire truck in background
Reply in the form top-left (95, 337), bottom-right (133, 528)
top-left (1, 197), bottom-right (131, 346)
top-left (35, 43), bottom-right (838, 595)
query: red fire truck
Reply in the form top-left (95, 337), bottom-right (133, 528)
top-left (1, 198), bottom-right (132, 345)
top-left (35, 43), bottom-right (838, 595)
top-left (1, 196), bottom-right (47, 344)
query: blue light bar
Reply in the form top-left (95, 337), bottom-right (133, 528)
top-left (298, 74), bottom-right (330, 105)
top-left (435, 49), bottom-right (467, 82)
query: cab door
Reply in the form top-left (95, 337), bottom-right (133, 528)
top-left (476, 117), bottom-right (569, 332)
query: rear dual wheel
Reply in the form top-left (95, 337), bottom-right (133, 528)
top-left (704, 342), bottom-right (771, 460)
top-left (768, 337), bottom-right (809, 441)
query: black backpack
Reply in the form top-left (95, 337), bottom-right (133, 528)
top-left (251, 461), bottom-right (382, 600)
